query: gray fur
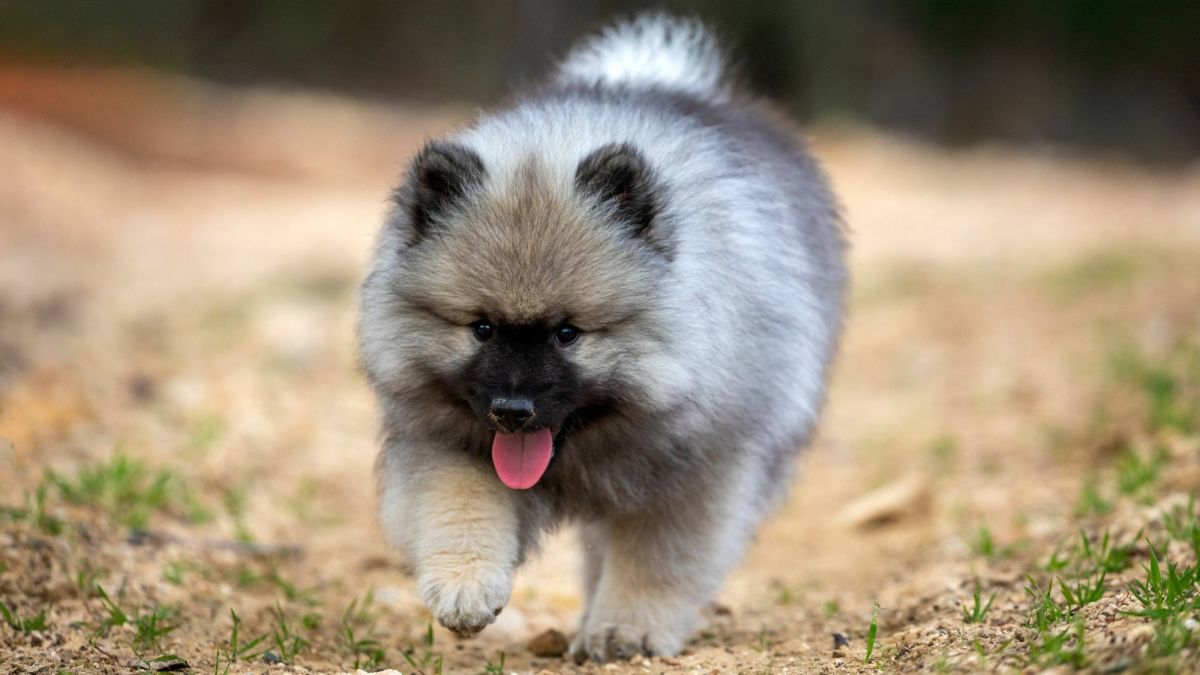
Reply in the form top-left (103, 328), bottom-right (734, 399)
top-left (358, 13), bottom-right (847, 662)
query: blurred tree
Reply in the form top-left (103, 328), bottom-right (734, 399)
top-left (0, 0), bottom-right (1195, 161)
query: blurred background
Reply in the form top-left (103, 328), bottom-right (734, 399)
top-left (1, 2), bottom-right (1199, 673)
top-left (2, 0), bottom-right (1198, 162)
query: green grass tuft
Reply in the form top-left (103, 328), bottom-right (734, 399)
top-left (1114, 447), bottom-right (1164, 499)
top-left (340, 591), bottom-right (388, 671)
top-left (961, 579), bottom-right (995, 624)
top-left (209, 607), bottom-right (268, 675)
top-left (1162, 495), bottom-right (1200, 560)
top-left (481, 651), bottom-right (506, 674)
top-left (1074, 477), bottom-right (1113, 517)
top-left (970, 525), bottom-right (1018, 559)
top-left (972, 526), bottom-right (996, 557)
top-left (94, 584), bottom-right (129, 636)
top-left (864, 602), bottom-right (879, 663)
top-left (400, 621), bottom-right (442, 674)
top-left (0, 602), bottom-right (47, 632)
top-left (132, 605), bottom-right (178, 655)
top-left (1126, 541), bottom-right (1198, 623)
top-left (1111, 340), bottom-right (1199, 435)
top-left (48, 454), bottom-right (209, 531)
top-left (1, 481), bottom-right (65, 535)
top-left (268, 602), bottom-right (309, 664)
top-left (1030, 619), bottom-right (1087, 668)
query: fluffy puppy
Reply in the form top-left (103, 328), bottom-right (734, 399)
top-left (358, 13), bottom-right (847, 663)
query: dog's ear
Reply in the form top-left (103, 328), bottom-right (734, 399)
top-left (575, 143), bottom-right (661, 246)
top-left (393, 141), bottom-right (486, 244)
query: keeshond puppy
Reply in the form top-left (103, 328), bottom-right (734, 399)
top-left (359, 13), bottom-right (847, 663)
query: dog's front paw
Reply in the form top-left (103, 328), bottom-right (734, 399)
top-left (417, 556), bottom-right (512, 637)
top-left (570, 618), bottom-right (686, 664)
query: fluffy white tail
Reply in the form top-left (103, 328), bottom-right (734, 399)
top-left (556, 13), bottom-right (730, 101)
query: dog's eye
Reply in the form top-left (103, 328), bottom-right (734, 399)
top-left (471, 321), bottom-right (494, 342)
top-left (554, 325), bottom-right (580, 346)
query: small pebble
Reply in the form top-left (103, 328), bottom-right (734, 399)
top-left (527, 628), bottom-right (569, 657)
top-left (262, 651), bottom-right (281, 664)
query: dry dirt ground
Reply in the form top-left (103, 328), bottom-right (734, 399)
top-left (1, 67), bottom-right (1199, 675)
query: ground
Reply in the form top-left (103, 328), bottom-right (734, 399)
top-left (1, 67), bottom-right (1198, 675)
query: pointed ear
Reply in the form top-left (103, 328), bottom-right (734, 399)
top-left (575, 142), bottom-right (660, 243)
top-left (394, 141), bottom-right (486, 244)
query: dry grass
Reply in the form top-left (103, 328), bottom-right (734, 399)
top-left (1, 67), bottom-right (1199, 674)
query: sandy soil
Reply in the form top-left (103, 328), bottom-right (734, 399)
top-left (1, 67), bottom-right (1198, 674)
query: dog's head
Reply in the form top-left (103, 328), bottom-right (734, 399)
top-left (359, 140), bottom-right (685, 488)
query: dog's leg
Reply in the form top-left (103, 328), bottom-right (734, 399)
top-left (571, 464), bottom-right (764, 662)
top-left (580, 521), bottom-right (606, 603)
top-left (570, 520), bottom-right (607, 654)
top-left (378, 446), bottom-right (519, 636)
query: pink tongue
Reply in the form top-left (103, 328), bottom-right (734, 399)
top-left (491, 428), bottom-right (554, 490)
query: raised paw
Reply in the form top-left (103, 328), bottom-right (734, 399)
top-left (417, 557), bottom-right (512, 637)
top-left (570, 620), bottom-right (685, 664)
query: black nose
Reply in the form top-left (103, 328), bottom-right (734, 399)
top-left (489, 397), bottom-right (535, 433)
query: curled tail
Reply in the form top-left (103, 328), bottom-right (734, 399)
top-left (555, 13), bottom-right (731, 102)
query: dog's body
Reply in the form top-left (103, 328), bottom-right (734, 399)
top-left (358, 15), bottom-right (846, 662)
